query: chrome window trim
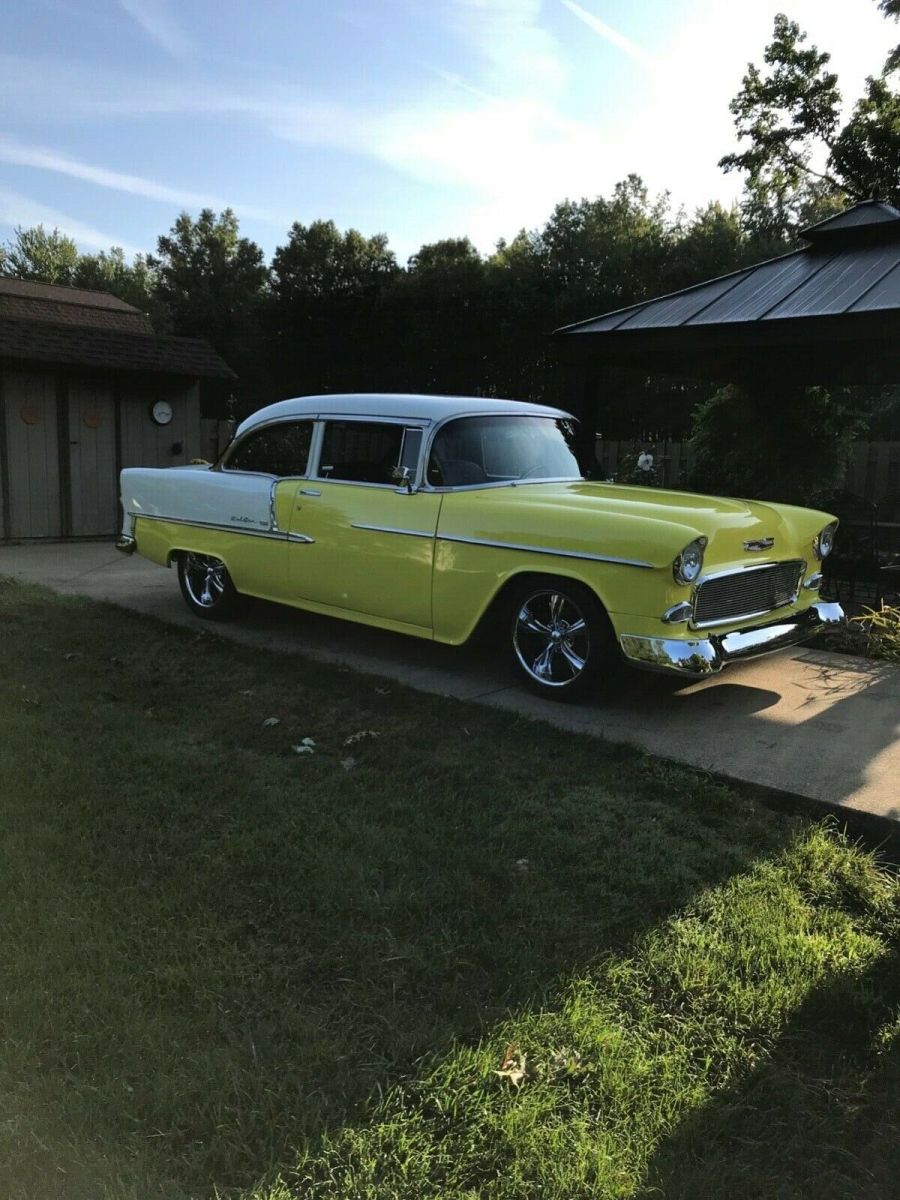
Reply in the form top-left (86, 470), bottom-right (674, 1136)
top-left (422, 476), bottom-right (584, 494)
top-left (690, 558), bottom-right (806, 630)
top-left (312, 417), bottom-right (429, 487)
top-left (216, 416), bottom-right (317, 477)
top-left (435, 532), bottom-right (653, 569)
top-left (421, 411), bottom-right (583, 493)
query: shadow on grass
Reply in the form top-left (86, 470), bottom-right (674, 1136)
top-left (0, 582), bottom-right (885, 1198)
top-left (641, 946), bottom-right (900, 1198)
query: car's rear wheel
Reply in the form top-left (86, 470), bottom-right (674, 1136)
top-left (507, 579), bottom-right (615, 701)
top-left (177, 552), bottom-right (241, 620)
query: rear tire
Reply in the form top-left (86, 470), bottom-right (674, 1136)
top-left (507, 578), bottom-right (616, 702)
top-left (177, 552), bottom-right (241, 621)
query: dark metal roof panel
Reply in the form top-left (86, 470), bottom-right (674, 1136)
top-left (766, 242), bottom-right (900, 318)
top-left (802, 200), bottom-right (900, 239)
top-left (566, 302), bottom-right (648, 333)
top-left (615, 271), bottom-right (748, 329)
top-left (686, 251), bottom-right (818, 324)
top-left (848, 259), bottom-right (900, 311)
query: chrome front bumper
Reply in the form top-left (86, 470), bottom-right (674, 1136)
top-left (619, 601), bottom-right (846, 678)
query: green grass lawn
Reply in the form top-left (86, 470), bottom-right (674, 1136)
top-left (0, 578), bottom-right (897, 1199)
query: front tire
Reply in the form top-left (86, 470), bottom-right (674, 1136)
top-left (177, 552), bottom-right (241, 620)
top-left (507, 579), bottom-right (615, 702)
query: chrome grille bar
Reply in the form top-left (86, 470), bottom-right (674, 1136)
top-left (693, 560), bottom-right (805, 629)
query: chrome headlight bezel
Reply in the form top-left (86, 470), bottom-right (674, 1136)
top-left (812, 522), bottom-right (837, 560)
top-left (673, 537), bottom-right (708, 586)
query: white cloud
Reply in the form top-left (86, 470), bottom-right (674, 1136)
top-left (0, 134), bottom-right (276, 221)
top-left (3, 0), bottom-right (898, 260)
top-left (0, 185), bottom-right (141, 256)
top-left (442, 0), bottom-right (568, 95)
top-left (118, 0), bottom-right (191, 59)
top-left (559, 0), bottom-right (656, 67)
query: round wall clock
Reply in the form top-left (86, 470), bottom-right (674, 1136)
top-left (151, 400), bottom-right (174, 426)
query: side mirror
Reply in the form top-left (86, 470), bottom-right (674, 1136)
top-left (392, 465), bottom-right (416, 494)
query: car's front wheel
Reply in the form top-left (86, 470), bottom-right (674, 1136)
top-left (507, 579), bottom-right (615, 701)
top-left (177, 552), bottom-right (241, 620)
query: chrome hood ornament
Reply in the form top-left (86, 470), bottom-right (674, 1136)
top-left (744, 536), bottom-right (775, 551)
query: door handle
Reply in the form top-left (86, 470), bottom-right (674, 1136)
top-left (299, 488), bottom-right (321, 497)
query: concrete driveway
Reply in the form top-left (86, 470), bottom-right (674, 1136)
top-left (3, 540), bottom-right (899, 824)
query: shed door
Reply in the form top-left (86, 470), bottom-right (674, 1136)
top-left (68, 381), bottom-right (117, 536)
top-left (4, 371), bottom-right (62, 539)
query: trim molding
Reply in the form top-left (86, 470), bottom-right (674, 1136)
top-left (351, 522), bottom-right (435, 539)
top-left (436, 532), bottom-right (654, 569)
top-left (131, 511), bottom-right (294, 542)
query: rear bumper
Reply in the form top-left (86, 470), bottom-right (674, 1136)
top-left (619, 600), bottom-right (846, 678)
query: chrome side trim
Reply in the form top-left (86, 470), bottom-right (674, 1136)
top-left (620, 600), bottom-right (846, 678)
top-left (351, 523), bottom-right (435, 539)
top-left (436, 532), bottom-right (653, 569)
top-left (288, 532), bottom-right (315, 544)
top-left (130, 512), bottom-right (285, 541)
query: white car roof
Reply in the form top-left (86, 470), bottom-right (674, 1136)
top-left (235, 393), bottom-right (571, 437)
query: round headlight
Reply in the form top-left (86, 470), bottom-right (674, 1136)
top-left (673, 537), bottom-right (707, 585)
top-left (813, 522), bottom-right (837, 560)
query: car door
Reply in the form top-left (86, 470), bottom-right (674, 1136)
top-left (213, 419), bottom-right (313, 601)
top-left (288, 419), bottom-right (442, 631)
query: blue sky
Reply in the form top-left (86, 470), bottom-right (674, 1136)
top-left (2, 0), bottom-right (897, 264)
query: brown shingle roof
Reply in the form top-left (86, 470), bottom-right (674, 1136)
top-left (0, 277), bottom-right (143, 310)
top-left (0, 317), bottom-right (235, 379)
top-left (0, 277), bottom-right (152, 333)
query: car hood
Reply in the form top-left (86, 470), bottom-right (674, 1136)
top-left (449, 480), bottom-right (833, 569)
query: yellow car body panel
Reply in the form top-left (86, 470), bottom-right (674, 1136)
top-left (287, 482), bottom-right (442, 630)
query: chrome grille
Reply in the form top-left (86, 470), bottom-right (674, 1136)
top-left (693, 561), bottom-right (804, 628)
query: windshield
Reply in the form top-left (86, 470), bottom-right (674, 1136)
top-left (427, 416), bottom-right (582, 487)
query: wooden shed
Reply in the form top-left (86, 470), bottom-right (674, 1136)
top-left (0, 279), bottom-right (234, 540)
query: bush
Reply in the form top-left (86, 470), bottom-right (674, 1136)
top-left (826, 602), bottom-right (900, 663)
top-left (688, 382), bottom-right (862, 504)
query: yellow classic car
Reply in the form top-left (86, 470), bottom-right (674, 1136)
top-left (117, 394), bottom-right (845, 700)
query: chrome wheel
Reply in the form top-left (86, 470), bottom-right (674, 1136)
top-left (182, 553), bottom-right (228, 608)
top-left (513, 588), bottom-right (591, 689)
top-left (177, 552), bottom-right (241, 620)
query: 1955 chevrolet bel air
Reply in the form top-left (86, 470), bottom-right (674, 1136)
top-left (117, 393), bottom-right (845, 700)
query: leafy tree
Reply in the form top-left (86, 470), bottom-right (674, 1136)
top-left (72, 247), bottom-right (162, 325)
top-left (149, 209), bottom-right (269, 412)
top-left (688, 382), bottom-right (865, 503)
top-left (0, 225), bottom-right (79, 283)
top-left (721, 7), bottom-right (900, 239)
top-left (268, 220), bottom-right (398, 397)
top-left (271, 220), bottom-right (397, 303)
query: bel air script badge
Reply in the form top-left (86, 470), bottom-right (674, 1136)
top-left (744, 536), bottom-right (775, 551)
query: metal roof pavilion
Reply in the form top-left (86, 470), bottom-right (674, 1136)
top-left (555, 201), bottom-right (900, 386)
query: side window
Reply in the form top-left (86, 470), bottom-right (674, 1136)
top-left (317, 421), bottom-right (407, 484)
top-left (225, 421), bottom-right (312, 477)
